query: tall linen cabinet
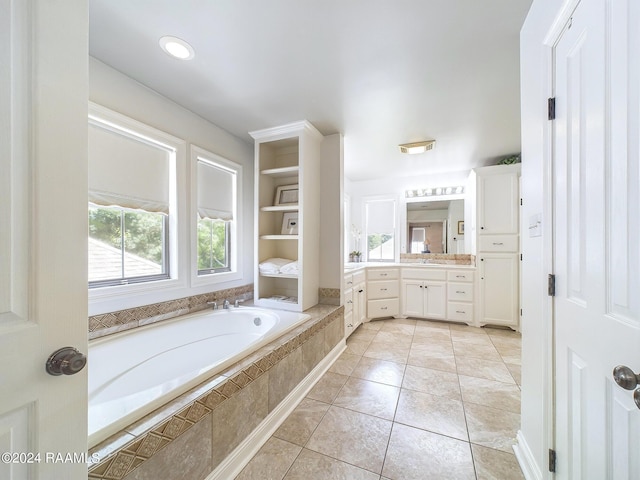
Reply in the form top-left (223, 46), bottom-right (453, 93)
top-left (250, 121), bottom-right (322, 311)
top-left (467, 164), bottom-right (521, 329)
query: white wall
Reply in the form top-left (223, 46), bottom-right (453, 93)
top-left (518, 0), bottom-right (572, 477)
top-left (319, 133), bottom-right (344, 288)
top-left (89, 58), bottom-right (254, 314)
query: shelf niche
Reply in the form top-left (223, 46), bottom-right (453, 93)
top-left (250, 121), bottom-right (322, 312)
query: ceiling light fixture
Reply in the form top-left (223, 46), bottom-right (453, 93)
top-left (405, 186), bottom-right (465, 198)
top-left (399, 140), bottom-right (436, 154)
top-left (159, 36), bottom-right (195, 60)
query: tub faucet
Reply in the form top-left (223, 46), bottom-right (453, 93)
top-left (207, 301), bottom-right (218, 310)
top-left (223, 299), bottom-right (230, 309)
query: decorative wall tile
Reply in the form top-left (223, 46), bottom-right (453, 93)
top-left (399, 253), bottom-right (474, 265)
top-left (88, 284), bottom-right (254, 339)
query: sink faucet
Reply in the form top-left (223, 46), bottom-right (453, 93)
top-left (207, 301), bottom-right (218, 310)
top-left (234, 299), bottom-right (244, 308)
top-left (223, 299), bottom-right (230, 309)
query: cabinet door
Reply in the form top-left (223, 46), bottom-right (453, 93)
top-left (479, 254), bottom-right (519, 326)
top-left (478, 171), bottom-right (519, 234)
top-left (344, 310), bottom-right (354, 338)
top-left (424, 282), bottom-right (447, 320)
top-left (356, 284), bottom-right (367, 325)
top-left (401, 280), bottom-right (424, 317)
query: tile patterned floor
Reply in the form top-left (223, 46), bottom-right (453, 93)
top-left (236, 318), bottom-right (525, 480)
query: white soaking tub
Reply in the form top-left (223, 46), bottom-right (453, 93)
top-left (88, 306), bottom-right (310, 446)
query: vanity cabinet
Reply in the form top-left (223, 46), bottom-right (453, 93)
top-left (478, 253), bottom-right (519, 327)
top-left (468, 164), bottom-right (521, 329)
top-left (367, 268), bottom-right (399, 319)
top-left (400, 268), bottom-right (447, 320)
top-left (344, 269), bottom-right (366, 337)
top-left (251, 121), bottom-right (323, 312)
top-left (401, 280), bottom-right (447, 320)
top-left (446, 270), bottom-right (474, 324)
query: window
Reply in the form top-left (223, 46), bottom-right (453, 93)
top-left (88, 205), bottom-right (168, 285)
top-left (364, 198), bottom-right (396, 262)
top-left (197, 217), bottom-right (229, 274)
top-left (192, 146), bottom-right (242, 282)
top-left (88, 104), bottom-right (180, 288)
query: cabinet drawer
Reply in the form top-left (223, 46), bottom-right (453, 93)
top-left (368, 298), bottom-right (399, 318)
top-left (367, 268), bottom-right (398, 280)
top-left (478, 235), bottom-right (519, 252)
top-left (344, 288), bottom-right (353, 313)
top-left (447, 302), bottom-right (473, 323)
top-left (352, 270), bottom-right (366, 285)
top-left (344, 273), bottom-right (354, 288)
top-left (368, 280), bottom-right (399, 300)
top-left (401, 268), bottom-right (447, 281)
top-left (447, 283), bottom-right (473, 302)
top-left (344, 310), bottom-right (354, 337)
top-left (447, 270), bottom-right (474, 282)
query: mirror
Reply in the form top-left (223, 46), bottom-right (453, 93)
top-left (406, 199), bottom-right (465, 254)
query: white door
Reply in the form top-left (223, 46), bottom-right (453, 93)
top-left (553, 0), bottom-right (640, 478)
top-left (402, 281), bottom-right (423, 317)
top-left (0, 2), bottom-right (88, 479)
top-left (424, 282), bottom-right (446, 320)
top-left (477, 171), bottom-right (519, 234)
top-left (479, 254), bottom-right (518, 327)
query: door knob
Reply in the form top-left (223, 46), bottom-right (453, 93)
top-left (613, 365), bottom-right (640, 390)
top-left (46, 347), bottom-right (87, 376)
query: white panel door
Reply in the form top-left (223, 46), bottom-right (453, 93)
top-left (401, 281), bottom-right (424, 317)
top-left (477, 171), bottom-right (519, 234)
top-left (478, 254), bottom-right (519, 327)
top-left (553, 0), bottom-right (640, 478)
top-left (0, 1), bottom-right (88, 479)
top-left (424, 282), bottom-right (447, 320)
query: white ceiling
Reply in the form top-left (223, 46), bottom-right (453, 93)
top-left (89, 0), bottom-right (532, 182)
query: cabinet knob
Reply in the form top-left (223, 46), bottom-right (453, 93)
top-left (481, 226), bottom-right (484, 230)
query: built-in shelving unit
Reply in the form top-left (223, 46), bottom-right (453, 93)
top-left (250, 121), bottom-right (322, 311)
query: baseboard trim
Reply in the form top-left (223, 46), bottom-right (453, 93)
top-left (514, 430), bottom-right (543, 480)
top-left (205, 340), bottom-right (347, 480)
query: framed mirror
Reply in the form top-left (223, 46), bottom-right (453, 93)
top-left (406, 199), bottom-right (465, 254)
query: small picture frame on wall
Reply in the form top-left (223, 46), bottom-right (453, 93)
top-left (281, 212), bottom-right (299, 235)
top-left (274, 184), bottom-right (299, 206)
top-left (458, 221), bottom-right (465, 235)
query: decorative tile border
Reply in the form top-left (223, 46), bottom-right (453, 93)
top-left (399, 253), bottom-right (474, 265)
top-left (88, 305), bottom-right (343, 480)
top-left (319, 287), bottom-right (340, 306)
top-left (89, 284), bottom-right (254, 339)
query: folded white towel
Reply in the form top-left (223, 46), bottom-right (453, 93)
top-left (280, 260), bottom-right (299, 275)
top-left (259, 258), bottom-right (294, 274)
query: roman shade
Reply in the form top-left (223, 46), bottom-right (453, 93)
top-left (366, 200), bottom-right (396, 233)
top-left (197, 159), bottom-right (235, 221)
top-left (88, 122), bottom-right (173, 214)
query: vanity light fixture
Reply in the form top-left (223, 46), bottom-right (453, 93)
top-left (159, 36), bottom-right (195, 60)
top-left (399, 140), bottom-right (436, 154)
top-left (405, 185), bottom-right (465, 198)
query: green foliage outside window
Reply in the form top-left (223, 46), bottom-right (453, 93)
top-left (197, 217), bottom-right (229, 272)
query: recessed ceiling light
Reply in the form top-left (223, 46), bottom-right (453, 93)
top-left (399, 140), bottom-right (436, 154)
top-left (159, 36), bottom-right (195, 60)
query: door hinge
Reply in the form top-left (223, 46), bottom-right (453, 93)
top-left (549, 449), bottom-right (557, 472)
top-left (548, 97), bottom-right (556, 120)
top-left (548, 274), bottom-right (556, 296)
top-left (520, 253), bottom-right (523, 261)
top-left (520, 198), bottom-right (523, 206)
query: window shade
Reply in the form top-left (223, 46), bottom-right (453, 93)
top-left (88, 123), bottom-right (172, 214)
top-left (366, 200), bottom-right (396, 233)
top-left (197, 159), bottom-right (235, 221)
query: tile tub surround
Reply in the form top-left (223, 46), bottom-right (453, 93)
top-left (88, 284), bottom-right (254, 339)
top-left (318, 287), bottom-right (340, 306)
top-left (88, 304), bottom-right (344, 480)
top-left (400, 253), bottom-right (474, 265)
top-left (237, 318), bottom-right (524, 480)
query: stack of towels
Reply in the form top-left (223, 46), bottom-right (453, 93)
top-left (259, 258), bottom-right (299, 275)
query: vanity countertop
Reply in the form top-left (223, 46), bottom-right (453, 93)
top-left (344, 262), bottom-right (475, 274)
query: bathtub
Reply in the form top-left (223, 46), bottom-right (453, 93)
top-left (88, 306), bottom-right (310, 447)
